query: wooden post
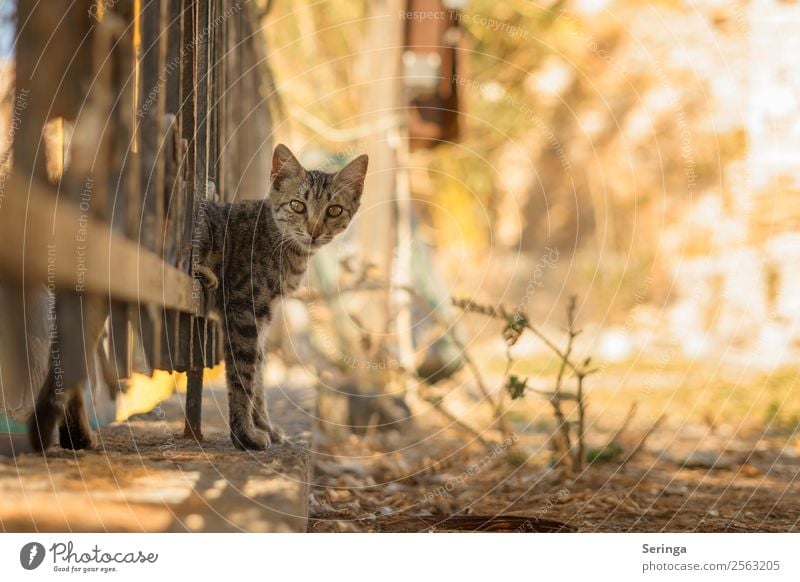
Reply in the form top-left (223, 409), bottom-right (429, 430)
top-left (358, 0), bottom-right (405, 347)
top-left (184, 366), bottom-right (204, 439)
top-left (184, 322), bottom-right (205, 439)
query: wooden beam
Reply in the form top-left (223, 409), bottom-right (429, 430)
top-left (0, 175), bottom-right (202, 314)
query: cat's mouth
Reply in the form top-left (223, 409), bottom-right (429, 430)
top-left (297, 236), bottom-right (324, 250)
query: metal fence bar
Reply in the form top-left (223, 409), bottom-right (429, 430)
top-left (184, 0), bottom-right (211, 439)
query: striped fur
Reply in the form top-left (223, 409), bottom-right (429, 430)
top-left (197, 144), bottom-right (368, 450)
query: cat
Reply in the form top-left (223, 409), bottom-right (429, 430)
top-left (28, 295), bottom-right (107, 452)
top-left (27, 144), bottom-right (368, 452)
top-left (195, 144), bottom-right (368, 449)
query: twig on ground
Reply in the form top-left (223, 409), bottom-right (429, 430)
top-left (609, 401), bottom-right (639, 445)
top-left (621, 413), bottom-right (667, 466)
top-left (425, 396), bottom-right (492, 450)
top-left (452, 297), bottom-right (581, 376)
top-left (553, 297), bottom-right (577, 466)
top-left (576, 373), bottom-right (586, 472)
top-left (446, 331), bottom-right (503, 419)
top-left (453, 295), bottom-right (599, 472)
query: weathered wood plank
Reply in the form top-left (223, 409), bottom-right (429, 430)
top-left (0, 175), bottom-right (202, 313)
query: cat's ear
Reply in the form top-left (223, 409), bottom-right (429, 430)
top-left (271, 144), bottom-right (305, 192)
top-left (333, 154), bottom-right (369, 204)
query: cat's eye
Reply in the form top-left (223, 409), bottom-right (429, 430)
top-left (326, 205), bottom-right (344, 218)
top-left (289, 200), bottom-right (306, 214)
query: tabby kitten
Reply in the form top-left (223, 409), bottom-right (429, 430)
top-left (196, 144), bottom-right (368, 450)
top-left (27, 144), bottom-right (367, 454)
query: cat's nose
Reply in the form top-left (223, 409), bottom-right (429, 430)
top-left (307, 225), bottom-right (324, 240)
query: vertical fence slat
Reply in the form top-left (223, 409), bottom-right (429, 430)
top-left (105, 1), bottom-right (135, 381)
top-left (183, 0), bottom-right (210, 439)
top-left (138, 0), bottom-right (168, 371)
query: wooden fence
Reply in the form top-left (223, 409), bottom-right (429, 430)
top-left (0, 0), bottom-right (274, 441)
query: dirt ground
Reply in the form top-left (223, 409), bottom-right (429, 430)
top-left (308, 429), bottom-right (800, 532)
top-left (2, 364), bottom-right (798, 533)
top-left (0, 385), bottom-right (312, 532)
top-left (309, 363), bottom-right (800, 533)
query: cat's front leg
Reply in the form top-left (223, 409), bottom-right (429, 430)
top-left (224, 318), bottom-right (271, 450)
top-left (29, 294), bottom-right (104, 452)
top-left (28, 364), bottom-right (65, 452)
top-left (251, 359), bottom-right (285, 444)
top-left (58, 383), bottom-right (97, 450)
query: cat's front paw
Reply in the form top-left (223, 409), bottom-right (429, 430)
top-left (28, 408), bottom-right (57, 453)
top-left (230, 426), bottom-right (271, 451)
top-left (262, 423), bottom-right (285, 444)
top-left (253, 414), bottom-right (286, 444)
top-left (59, 423), bottom-right (96, 450)
top-left (196, 265), bottom-right (219, 290)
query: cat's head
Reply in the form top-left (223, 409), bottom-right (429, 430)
top-left (269, 144), bottom-right (368, 251)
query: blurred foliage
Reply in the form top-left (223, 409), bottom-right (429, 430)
top-left (263, 0), bottom-right (748, 317)
top-left (506, 374), bottom-right (528, 400)
top-left (586, 441), bottom-right (625, 464)
top-left (263, 1), bottom-right (368, 146)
